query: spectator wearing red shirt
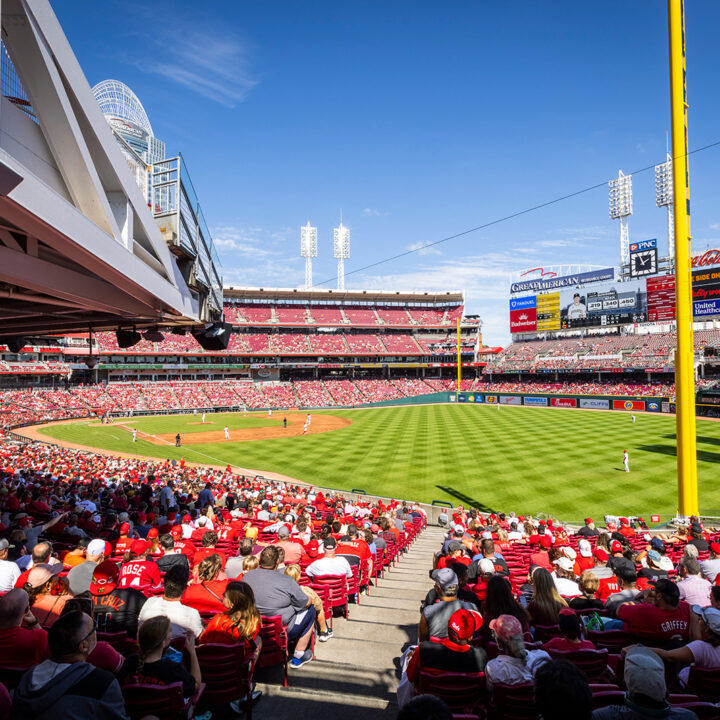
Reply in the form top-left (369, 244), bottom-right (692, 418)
top-left (114, 523), bottom-right (134, 555)
top-left (616, 579), bottom-right (691, 645)
top-left (589, 548), bottom-right (620, 602)
top-left (542, 608), bottom-right (596, 653)
top-left (437, 542), bottom-right (471, 569)
top-left (618, 517), bottom-right (636, 539)
top-left (118, 539), bottom-right (162, 591)
top-left (193, 531), bottom-right (227, 569)
top-left (0, 588), bottom-right (50, 668)
top-left (183, 554), bottom-right (228, 614)
top-left (274, 526), bottom-right (304, 564)
top-left (573, 539), bottom-right (595, 576)
top-left (169, 525), bottom-right (195, 562)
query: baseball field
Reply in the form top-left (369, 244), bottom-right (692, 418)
top-left (32, 404), bottom-right (720, 523)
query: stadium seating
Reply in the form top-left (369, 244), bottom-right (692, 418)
top-left (308, 305), bottom-right (345, 325)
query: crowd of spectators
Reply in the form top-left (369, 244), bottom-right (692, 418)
top-left (398, 509), bottom-right (720, 718)
top-left (0, 437), bottom-right (426, 718)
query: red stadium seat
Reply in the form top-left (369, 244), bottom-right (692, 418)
top-left (417, 670), bottom-right (486, 713)
top-left (121, 681), bottom-right (205, 720)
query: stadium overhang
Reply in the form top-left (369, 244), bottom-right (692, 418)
top-left (0, 0), bottom-right (212, 340)
top-left (224, 287), bottom-right (464, 304)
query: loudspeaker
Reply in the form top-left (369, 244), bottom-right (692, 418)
top-left (6, 337), bottom-right (26, 353)
top-left (192, 322), bottom-right (232, 351)
top-left (116, 329), bottom-right (142, 348)
top-left (143, 329), bottom-right (165, 343)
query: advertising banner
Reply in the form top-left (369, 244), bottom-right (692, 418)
top-left (693, 299), bottom-right (720, 317)
top-left (485, 395), bottom-right (497, 404)
top-left (579, 398), bottom-right (610, 410)
top-left (499, 395), bottom-right (522, 405)
top-left (509, 296), bottom-right (537, 333)
top-left (646, 400), bottom-right (661, 412)
top-left (511, 267), bottom-right (614, 294)
top-left (536, 292), bottom-right (561, 331)
top-left (473, 395), bottom-right (484, 403)
top-left (523, 396), bottom-right (548, 406)
top-left (647, 274), bottom-right (676, 322)
top-left (612, 400), bottom-right (646, 411)
top-left (662, 402), bottom-right (671, 413)
top-left (550, 397), bottom-right (577, 408)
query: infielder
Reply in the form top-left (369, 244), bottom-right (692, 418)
top-left (224, 425), bottom-right (230, 440)
top-left (202, 412), bottom-right (206, 423)
top-left (132, 428), bottom-right (137, 443)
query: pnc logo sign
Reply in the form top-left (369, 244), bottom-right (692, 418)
top-left (630, 239), bottom-right (657, 253)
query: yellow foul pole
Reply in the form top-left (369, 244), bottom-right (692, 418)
top-left (668, 0), bottom-right (698, 517)
top-left (456, 317), bottom-right (461, 402)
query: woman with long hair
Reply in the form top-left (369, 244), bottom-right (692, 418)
top-left (199, 581), bottom-right (261, 649)
top-left (485, 614), bottom-right (551, 692)
top-left (527, 567), bottom-right (567, 627)
top-left (483, 575), bottom-right (529, 641)
top-left (182, 554), bottom-right (228, 614)
top-left (122, 615), bottom-right (200, 696)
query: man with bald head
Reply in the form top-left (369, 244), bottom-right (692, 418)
top-left (0, 588), bottom-right (49, 667)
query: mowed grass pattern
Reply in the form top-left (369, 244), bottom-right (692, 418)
top-left (38, 404), bottom-right (720, 522)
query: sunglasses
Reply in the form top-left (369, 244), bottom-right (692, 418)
top-left (76, 618), bottom-right (98, 649)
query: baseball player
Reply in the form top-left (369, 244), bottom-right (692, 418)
top-left (623, 449), bottom-right (629, 472)
top-left (202, 412), bottom-right (206, 423)
top-left (132, 428), bottom-right (137, 443)
top-left (224, 425), bottom-right (230, 440)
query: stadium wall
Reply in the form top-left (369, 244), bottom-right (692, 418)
top-left (454, 391), bottom-right (671, 413)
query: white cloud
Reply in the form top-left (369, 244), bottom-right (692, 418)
top-left (362, 208), bottom-right (386, 217)
top-left (407, 241), bottom-right (441, 256)
top-left (709, 223), bottom-right (720, 231)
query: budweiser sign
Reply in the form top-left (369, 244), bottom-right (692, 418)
top-left (691, 249), bottom-right (720, 268)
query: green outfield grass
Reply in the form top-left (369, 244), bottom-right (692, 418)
top-left (36, 404), bottom-right (720, 523)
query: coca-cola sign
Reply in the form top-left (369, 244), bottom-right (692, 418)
top-left (691, 249), bottom-right (720, 268)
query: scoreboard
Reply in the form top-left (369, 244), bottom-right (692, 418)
top-left (646, 275), bottom-right (675, 322)
top-left (536, 293), bottom-right (560, 331)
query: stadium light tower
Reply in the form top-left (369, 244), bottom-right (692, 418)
top-left (609, 170), bottom-right (633, 266)
top-left (333, 214), bottom-right (350, 291)
top-left (300, 221), bottom-right (318, 289)
top-left (655, 152), bottom-right (674, 260)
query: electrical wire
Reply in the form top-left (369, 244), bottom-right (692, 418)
top-left (311, 139), bottom-right (720, 288)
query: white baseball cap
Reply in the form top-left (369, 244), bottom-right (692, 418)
top-left (87, 539), bottom-right (107, 556)
top-left (578, 539), bottom-right (592, 558)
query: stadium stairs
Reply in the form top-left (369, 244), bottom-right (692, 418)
top-left (253, 525), bottom-right (445, 719)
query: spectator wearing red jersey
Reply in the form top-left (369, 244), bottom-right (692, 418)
top-left (616, 579), bottom-right (691, 644)
top-left (118, 539), bottom-right (161, 591)
top-left (193, 531), bottom-right (227, 569)
top-left (589, 548), bottom-right (620, 602)
top-left (542, 608), bottom-right (596, 653)
top-left (183, 554), bottom-right (228, 614)
top-left (0, 589), bottom-right (50, 668)
top-left (114, 522), bottom-right (134, 555)
top-left (573, 539), bottom-right (595, 576)
top-left (618, 517), bottom-right (636, 539)
top-left (437, 541), bottom-right (470, 569)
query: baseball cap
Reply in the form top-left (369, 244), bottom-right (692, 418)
top-left (650, 537), bottom-right (666, 553)
top-left (147, 528), bottom-right (159, 539)
top-left (323, 537), bottom-right (337, 549)
top-left (277, 526), bottom-right (290, 538)
top-left (561, 546), bottom-right (577, 560)
top-left (558, 607), bottom-right (581, 635)
top-left (453, 524), bottom-right (464, 534)
top-left (90, 560), bottom-right (119, 596)
top-left (710, 542), bottom-right (720, 555)
top-left (647, 549), bottom-right (662, 563)
top-left (578, 539), bottom-right (592, 558)
top-left (87, 539), bottom-right (107, 557)
top-left (448, 609), bottom-right (483, 640)
top-left (27, 563), bottom-right (62, 588)
top-left (554, 557), bottom-right (574, 572)
top-left (692, 606), bottom-right (720, 635)
top-left (245, 526), bottom-right (258, 540)
top-left (620, 517), bottom-right (629, 526)
top-left (593, 547), bottom-right (609, 562)
top-left (182, 514), bottom-right (192, 523)
top-left (584, 518), bottom-right (593, 525)
top-left (433, 567), bottom-right (459, 593)
top-left (131, 539), bottom-right (149, 555)
top-left (170, 524), bottom-right (183, 537)
top-left (119, 523), bottom-right (130, 534)
top-left (478, 558), bottom-right (496, 575)
top-left (0, 538), bottom-right (15, 551)
top-left (624, 646), bottom-right (666, 701)
top-left (489, 614), bottom-right (523, 643)
top-left (447, 541), bottom-right (464, 553)
top-left (610, 540), bottom-right (623, 553)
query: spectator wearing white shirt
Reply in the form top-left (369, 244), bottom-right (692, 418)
top-left (0, 538), bottom-right (20, 592)
top-left (677, 557), bottom-right (712, 607)
top-left (306, 538), bottom-right (352, 579)
top-left (552, 557), bottom-right (581, 597)
top-left (138, 564), bottom-right (203, 639)
top-left (701, 542), bottom-right (720, 583)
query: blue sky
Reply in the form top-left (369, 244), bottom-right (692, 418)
top-left (55, 1), bottom-right (720, 346)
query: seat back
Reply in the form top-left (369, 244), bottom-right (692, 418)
top-left (196, 642), bottom-right (253, 705)
top-left (546, 648), bottom-right (609, 681)
top-left (587, 630), bottom-right (635, 653)
top-left (0, 666), bottom-right (30, 691)
top-left (417, 670), bottom-right (485, 711)
top-left (490, 682), bottom-right (536, 720)
top-left (121, 682), bottom-right (188, 720)
top-left (672, 701), bottom-right (720, 719)
top-left (533, 624), bottom-right (561, 643)
top-left (688, 666), bottom-right (720, 703)
top-left (312, 574), bottom-right (349, 607)
top-left (258, 615), bottom-right (288, 668)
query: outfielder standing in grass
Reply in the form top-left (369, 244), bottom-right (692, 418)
top-left (623, 449), bottom-right (629, 472)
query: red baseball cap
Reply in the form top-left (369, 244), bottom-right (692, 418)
top-left (182, 514), bottom-right (191, 523)
top-left (147, 528), bottom-right (159, 539)
top-left (584, 518), bottom-right (593, 525)
top-left (711, 542), bottom-right (720, 555)
top-left (620, 517), bottom-right (629, 526)
top-left (90, 560), bottom-right (119, 596)
top-left (594, 547), bottom-right (609, 562)
top-left (448, 609), bottom-right (483, 640)
top-left (171, 525), bottom-right (183, 537)
top-left (489, 614), bottom-right (523, 643)
top-left (119, 523), bottom-right (129, 534)
top-left (132, 539), bottom-right (149, 555)
top-left (610, 540), bottom-right (623, 553)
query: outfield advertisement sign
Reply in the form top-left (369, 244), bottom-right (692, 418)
top-left (511, 267), bottom-right (614, 294)
top-left (647, 401), bottom-right (661, 412)
top-left (612, 400), bottom-right (645, 411)
top-left (457, 394), bottom-right (484, 403)
top-left (523, 396), bottom-right (548, 406)
top-left (550, 398), bottom-right (577, 408)
top-left (499, 395), bottom-right (522, 405)
top-left (485, 395), bottom-right (497, 404)
top-left (579, 398), bottom-right (610, 410)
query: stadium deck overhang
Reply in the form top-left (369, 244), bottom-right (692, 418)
top-left (0, 0), bottom-right (213, 340)
top-left (224, 287), bottom-right (465, 304)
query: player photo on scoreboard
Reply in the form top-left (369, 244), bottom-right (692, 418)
top-left (560, 278), bottom-right (647, 328)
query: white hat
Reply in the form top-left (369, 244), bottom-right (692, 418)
top-left (578, 539), bottom-right (592, 558)
top-left (87, 539), bottom-right (107, 556)
top-left (561, 546), bottom-right (577, 560)
top-left (554, 557), bottom-right (574, 572)
top-left (454, 524), bottom-right (464, 534)
top-left (478, 558), bottom-right (495, 575)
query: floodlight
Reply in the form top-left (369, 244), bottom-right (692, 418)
top-left (143, 329), bottom-right (165, 343)
top-left (300, 222), bottom-right (318, 289)
top-left (609, 170), bottom-right (633, 265)
top-left (655, 153), bottom-right (674, 259)
top-left (333, 219), bottom-right (350, 291)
